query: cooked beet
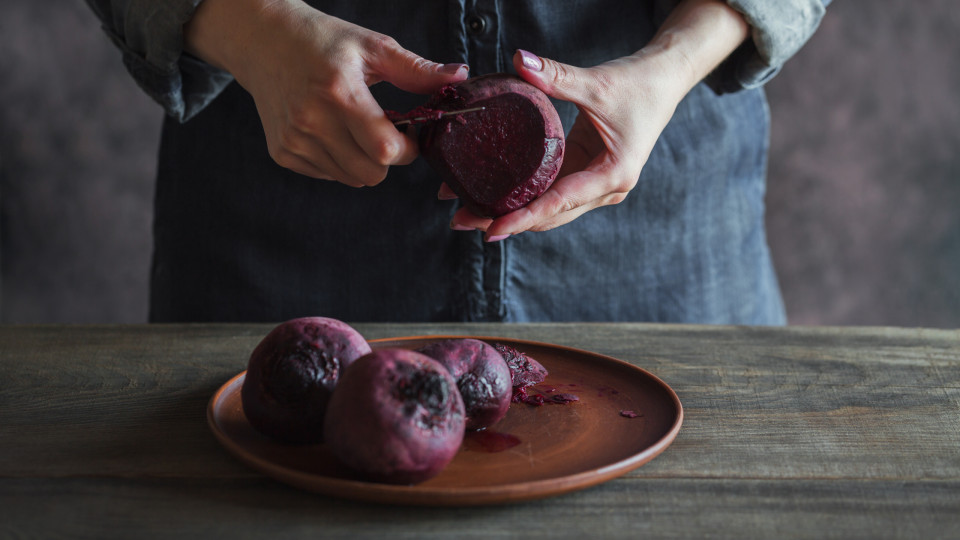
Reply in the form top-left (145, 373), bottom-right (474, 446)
top-left (418, 74), bottom-right (565, 218)
top-left (240, 317), bottom-right (371, 444)
top-left (493, 342), bottom-right (549, 387)
top-left (416, 338), bottom-right (512, 430)
top-left (323, 348), bottom-right (466, 485)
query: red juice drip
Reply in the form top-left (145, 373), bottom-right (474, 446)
top-left (464, 430), bottom-right (522, 453)
top-left (596, 385), bottom-right (621, 398)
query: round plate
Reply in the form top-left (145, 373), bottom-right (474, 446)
top-left (207, 336), bottom-right (682, 506)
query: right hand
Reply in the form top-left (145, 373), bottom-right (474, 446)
top-left (185, 0), bottom-right (469, 187)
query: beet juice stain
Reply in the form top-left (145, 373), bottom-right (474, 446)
top-left (463, 430), bottom-right (522, 453)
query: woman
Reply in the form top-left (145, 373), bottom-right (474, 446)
top-left (85, 0), bottom-right (827, 323)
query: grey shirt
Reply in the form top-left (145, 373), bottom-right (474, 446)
top-left (86, 0), bottom-right (827, 121)
top-left (85, 0), bottom-right (828, 324)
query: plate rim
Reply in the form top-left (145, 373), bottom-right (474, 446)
top-left (207, 335), bottom-right (683, 505)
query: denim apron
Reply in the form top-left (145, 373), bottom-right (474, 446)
top-left (148, 0), bottom-right (787, 324)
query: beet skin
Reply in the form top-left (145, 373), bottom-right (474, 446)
top-left (418, 74), bottom-right (565, 218)
top-left (416, 338), bottom-right (513, 430)
top-left (323, 348), bottom-right (466, 485)
top-left (493, 342), bottom-right (549, 387)
top-left (241, 317), bottom-right (371, 444)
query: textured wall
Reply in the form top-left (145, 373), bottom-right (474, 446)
top-left (1, 0), bottom-right (958, 326)
top-left (765, 0), bottom-right (960, 327)
top-left (1, 0), bottom-right (158, 322)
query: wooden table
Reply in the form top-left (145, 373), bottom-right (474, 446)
top-left (2, 323), bottom-right (958, 538)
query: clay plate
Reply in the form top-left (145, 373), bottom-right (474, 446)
top-left (207, 336), bottom-right (683, 506)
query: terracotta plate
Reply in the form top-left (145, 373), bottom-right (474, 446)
top-left (207, 336), bottom-right (683, 506)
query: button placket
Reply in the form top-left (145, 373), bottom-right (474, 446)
top-left (466, 13), bottom-right (487, 36)
top-left (461, 0), bottom-right (506, 321)
top-left (463, 0), bottom-right (501, 75)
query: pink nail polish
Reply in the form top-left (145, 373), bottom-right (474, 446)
top-left (485, 233), bottom-right (510, 243)
top-left (518, 50), bottom-right (542, 72)
top-left (437, 63), bottom-right (468, 75)
top-left (451, 223), bottom-right (476, 231)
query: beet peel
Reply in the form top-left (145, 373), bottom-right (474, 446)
top-left (493, 342), bottom-right (549, 388)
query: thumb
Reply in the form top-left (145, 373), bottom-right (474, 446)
top-left (367, 38), bottom-right (470, 94)
top-left (513, 49), bottom-right (588, 104)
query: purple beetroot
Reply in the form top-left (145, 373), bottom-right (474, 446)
top-left (241, 317), bottom-right (371, 444)
top-left (323, 348), bottom-right (466, 485)
top-left (416, 338), bottom-right (513, 430)
top-left (418, 74), bottom-right (565, 218)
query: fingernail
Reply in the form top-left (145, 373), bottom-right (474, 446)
top-left (518, 49), bottom-right (542, 72)
top-left (451, 223), bottom-right (476, 231)
top-left (485, 233), bottom-right (510, 243)
top-left (437, 63), bottom-right (469, 75)
top-left (438, 191), bottom-right (458, 201)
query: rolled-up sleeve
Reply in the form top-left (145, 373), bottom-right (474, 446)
top-left (85, 0), bottom-right (234, 122)
top-left (707, 0), bottom-right (830, 93)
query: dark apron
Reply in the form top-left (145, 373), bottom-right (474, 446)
top-left (149, 0), bottom-right (785, 324)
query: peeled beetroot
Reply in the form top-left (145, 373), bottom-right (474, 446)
top-left (241, 317), bottom-right (371, 444)
top-left (416, 338), bottom-right (512, 430)
top-left (418, 74), bottom-right (565, 218)
top-left (323, 348), bottom-right (466, 485)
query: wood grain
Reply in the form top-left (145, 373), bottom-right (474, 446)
top-left (1, 323), bottom-right (959, 538)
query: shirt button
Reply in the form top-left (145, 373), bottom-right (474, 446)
top-left (466, 14), bottom-right (487, 35)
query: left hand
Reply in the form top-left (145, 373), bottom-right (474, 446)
top-left (446, 0), bottom-right (749, 241)
top-left (448, 48), bottom-right (689, 239)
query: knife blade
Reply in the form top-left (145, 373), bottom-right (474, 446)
top-left (391, 106), bottom-right (486, 126)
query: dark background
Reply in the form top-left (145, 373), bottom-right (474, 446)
top-left (1, 1), bottom-right (958, 327)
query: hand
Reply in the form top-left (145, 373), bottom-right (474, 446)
top-left (448, 0), bottom-right (748, 240)
top-left (185, 0), bottom-right (469, 187)
top-left (447, 49), bottom-right (687, 238)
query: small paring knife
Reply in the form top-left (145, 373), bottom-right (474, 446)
top-left (391, 106), bottom-right (486, 126)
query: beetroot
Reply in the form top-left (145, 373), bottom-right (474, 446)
top-left (418, 74), bottom-right (565, 218)
top-left (323, 348), bottom-right (466, 485)
top-left (241, 317), bottom-right (371, 444)
top-left (416, 338), bottom-right (512, 430)
top-left (493, 342), bottom-right (549, 388)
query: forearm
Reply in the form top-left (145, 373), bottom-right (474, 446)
top-left (183, 0), bottom-right (237, 71)
top-left (184, 0), bottom-right (305, 80)
top-left (636, 0), bottom-right (750, 96)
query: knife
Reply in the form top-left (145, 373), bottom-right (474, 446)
top-left (390, 106), bottom-right (486, 126)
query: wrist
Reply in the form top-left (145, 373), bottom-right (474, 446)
top-left (640, 0), bottom-right (749, 94)
top-left (184, 0), bottom-right (306, 78)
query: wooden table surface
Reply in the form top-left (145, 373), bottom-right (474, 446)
top-left (2, 323), bottom-right (958, 539)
